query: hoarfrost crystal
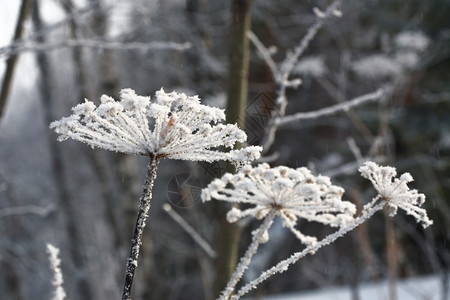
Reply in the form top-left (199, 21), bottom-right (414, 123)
top-left (352, 54), bottom-right (402, 79)
top-left (50, 89), bottom-right (261, 164)
top-left (394, 31), bottom-right (430, 52)
top-left (359, 161), bottom-right (433, 228)
top-left (293, 56), bottom-right (327, 78)
top-left (202, 163), bottom-right (356, 245)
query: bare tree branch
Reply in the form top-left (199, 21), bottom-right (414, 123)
top-left (0, 40), bottom-right (191, 57)
top-left (277, 88), bottom-right (384, 126)
top-left (163, 204), bottom-right (216, 259)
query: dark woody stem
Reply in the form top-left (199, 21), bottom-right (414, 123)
top-left (122, 155), bottom-right (160, 300)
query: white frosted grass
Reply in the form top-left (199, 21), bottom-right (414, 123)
top-left (50, 88), bottom-right (261, 164)
top-left (46, 244), bottom-right (66, 300)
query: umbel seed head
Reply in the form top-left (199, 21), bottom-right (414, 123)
top-left (50, 88), bottom-right (262, 165)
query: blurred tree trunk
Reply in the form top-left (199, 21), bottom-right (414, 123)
top-left (32, 2), bottom-right (95, 299)
top-left (0, 0), bottom-right (32, 125)
top-left (213, 0), bottom-right (253, 298)
top-left (89, 1), bottom-right (158, 297)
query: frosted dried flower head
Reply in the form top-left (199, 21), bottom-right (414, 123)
top-left (50, 88), bottom-right (261, 164)
top-left (359, 161), bottom-right (433, 228)
top-left (352, 54), bottom-right (402, 79)
top-left (202, 163), bottom-right (356, 245)
top-left (394, 50), bottom-right (420, 69)
top-left (293, 56), bottom-right (327, 78)
top-left (394, 31), bottom-right (430, 52)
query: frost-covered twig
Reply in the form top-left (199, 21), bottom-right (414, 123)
top-left (217, 210), bottom-right (276, 300)
top-left (51, 89), bottom-right (261, 300)
top-left (251, 0), bottom-right (343, 154)
top-left (247, 31), bottom-right (279, 82)
top-left (231, 201), bottom-right (385, 300)
top-left (47, 244), bottom-right (66, 300)
top-left (163, 203), bottom-right (216, 258)
top-left (0, 40), bottom-right (191, 57)
top-left (277, 88), bottom-right (384, 126)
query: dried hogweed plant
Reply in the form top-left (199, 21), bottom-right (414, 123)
top-left (50, 88), bottom-right (262, 300)
top-left (202, 162), bottom-right (432, 300)
top-left (202, 163), bottom-right (356, 300)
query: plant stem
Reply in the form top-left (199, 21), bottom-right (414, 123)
top-left (122, 155), bottom-right (160, 300)
top-left (218, 210), bottom-right (276, 300)
top-left (232, 201), bottom-right (386, 300)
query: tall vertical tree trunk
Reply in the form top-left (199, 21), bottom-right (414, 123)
top-left (0, 0), bottom-right (32, 125)
top-left (32, 2), bottom-right (94, 299)
top-left (214, 0), bottom-right (253, 298)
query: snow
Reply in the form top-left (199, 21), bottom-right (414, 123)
top-left (246, 274), bottom-right (447, 300)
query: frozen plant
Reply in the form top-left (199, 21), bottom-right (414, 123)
top-left (50, 88), bottom-right (261, 300)
top-left (202, 162), bottom-right (432, 300)
top-left (202, 163), bottom-right (356, 300)
top-left (359, 161), bottom-right (433, 227)
top-left (46, 244), bottom-right (66, 300)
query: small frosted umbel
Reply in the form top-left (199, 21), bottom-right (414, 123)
top-left (202, 163), bottom-right (356, 245)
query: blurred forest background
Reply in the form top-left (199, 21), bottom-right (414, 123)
top-left (0, 0), bottom-right (449, 299)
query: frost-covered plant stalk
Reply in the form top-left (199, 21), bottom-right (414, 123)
top-left (47, 244), bottom-right (66, 300)
top-left (50, 88), bottom-right (261, 300)
top-left (202, 163), bottom-right (356, 300)
top-left (202, 162), bottom-right (432, 300)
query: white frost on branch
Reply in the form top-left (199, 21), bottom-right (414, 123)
top-left (359, 161), bottom-right (433, 228)
top-left (202, 163), bottom-right (356, 246)
top-left (47, 244), bottom-right (66, 300)
top-left (50, 89), bottom-right (261, 164)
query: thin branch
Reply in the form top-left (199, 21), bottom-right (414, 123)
top-left (218, 210), bottom-right (276, 300)
top-left (247, 31), bottom-right (279, 82)
top-left (277, 88), bottom-right (384, 126)
top-left (163, 203), bottom-right (216, 259)
top-left (279, 0), bottom-right (342, 86)
top-left (0, 1), bottom-right (100, 57)
top-left (257, 0), bottom-right (343, 154)
top-left (0, 204), bottom-right (54, 218)
top-left (0, 40), bottom-right (191, 57)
